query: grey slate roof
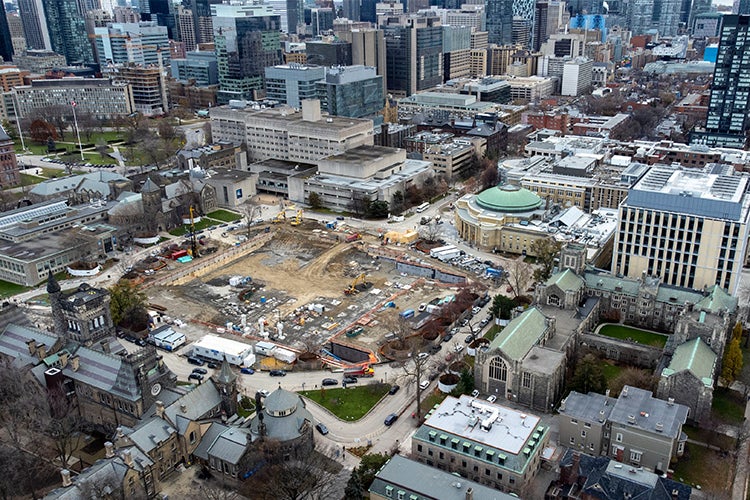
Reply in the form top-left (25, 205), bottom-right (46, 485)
top-left (609, 386), bottom-right (689, 439)
top-left (250, 388), bottom-right (313, 442)
top-left (193, 422), bottom-right (228, 461)
top-left (163, 378), bottom-right (222, 424)
top-left (43, 458), bottom-right (131, 499)
top-left (0, 323), bottom-right (59, 366)
top-left (559, 449), bottom-right (692, 500)
top-left (29, 171), bottom-right (127, 197)
top-left (560, 391), bottom-right (616, 423)
top-left (125, 417), bottom-right (176, 454)
top-left (369, 455), bottom-right (516, 500)
top-left (208, 427), bottom-right (250, 464)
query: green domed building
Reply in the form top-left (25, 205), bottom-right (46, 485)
top-left (454, 183), bottom-right (548, 254)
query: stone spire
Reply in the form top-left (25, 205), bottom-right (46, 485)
top-left (47, 271), bottom-right (66, 339)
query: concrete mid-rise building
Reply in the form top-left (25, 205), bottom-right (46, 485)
top-left (12, 78), bottom-right (134, 119)
top-left (612, 165), bottom-right (750, 295)
top-left (210, 99), bottom-right (374, 164)
top-left (264, 64), bottom-right (326, 109)
top-left (412, 395), bottom-right (550, 495)
top-left (316, 65), bottom-right (384, 121)
top-left (561, 57), bottom-right (593, 96)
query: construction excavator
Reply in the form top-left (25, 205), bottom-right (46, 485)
top-left (272, 211), bottom-right (286, 223)
top-left (344, 273), bottom-right (368, 295)
top-left (290, 209), bottom-right (303, 226)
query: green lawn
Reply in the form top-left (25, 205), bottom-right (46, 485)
top-left (420, 391), bottom-right (448, 415)
top-left (15, 142), bottom-right (49, 155)
top-left (20, 173), bottom-right (47, 185)
top-left (0, 279), bottom-right (31, 298)
top-left (683, 424), bottom-right (737, 451)
top-left (168, 218), bottom-right (217, 236)
top-left (600, 360), bottom-right (624, 382)
top-left (712, 387), bottom-right (746, 424)
top-left (597, 323), bottom-right (668, 348)
top-left (484, 325), bottom-right (502, 342)
top-left (671, 443), bottom-right (732, 493)
top-left (207, 209), bottom-right (243, 222)
top-left (58, 151), bottom-right (119, 165)
top-left (300, 383), bottom-right (389, 421)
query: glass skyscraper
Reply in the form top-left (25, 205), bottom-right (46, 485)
top-left (691, 15), bottom-right (750, 149)
top-left (212, 3), bottom-right (282, 103)
top-left (41, 0), bottom-right (94, 65)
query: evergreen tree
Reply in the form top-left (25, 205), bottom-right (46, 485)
top-left (721, 336), bottom-right (744, 382)
top-left (569, 354), bottom-right (608, 395)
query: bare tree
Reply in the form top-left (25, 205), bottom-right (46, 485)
top-left (504, 258), bottom-right (533, 299)
top-left (419, 221), bottom-right (443, 243)
top-left (45, 382), bottom-right (88, 469)
top-left (240, 442), bottom-right (343, 500)
top-left (401, 337), bottom-right (433, 422)
top-left (240, 200), bottom-right (263, 237)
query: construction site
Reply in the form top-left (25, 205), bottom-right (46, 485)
top-left (141, 208), bottom-right (485, 371)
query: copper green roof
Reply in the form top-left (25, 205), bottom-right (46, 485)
top-left (546, 269), bottom-right (584, 292)
top-left (475, 184), bottom-right (543, 213)
top-left (661, 338), bottom-right (716, 387)
top-left (489, 307), bottom-right (549, 360)
top-left (695, 285), bottom-right (737, 314)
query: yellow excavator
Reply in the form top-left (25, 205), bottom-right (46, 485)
top-left (290, 209), bottom-right (303, 226)
top-left (272, 211), bottom-right (286, 223)
top-left (344, 273), bottom-right (367, 295)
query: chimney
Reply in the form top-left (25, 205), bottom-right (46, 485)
top-left (628, 414), bottom-right (636, 424)
top-left (155, 400), bottom-right (165, 419)
top-left (605, 389), bottom-right (610, 397)
top-left (465, 487), bottom-right (473, 500)
top-left (37, 343), bottom-right (47, 360)
top-left (116, 427), bottom-right (125, 439)
top-left (70, 356), bottom-right (80, 372)
top-left (104, 441), bottom-right (114, 458)
top-left (100, 339), bottom-right (110, 354)
top-left (27, 339), bottom-right (37, 356)
top-left (560, 398), bottom-right (566, 411)
top-left (59, 350), bottom-right (70, 368)
top-left (655, 422), bottom-right (664, 432)
top-left (123, 449), bottom-right (133, 466)
top-left (563, 452), bottom-right (581, 485)
top-left (180, 404), bottom-right (187, 413)
top-left (61, 469), bottom-right (72, 487)
top-left (667, 398), bottom-right (674, 406)
top-left (622, 387), bottom-right (628, 397)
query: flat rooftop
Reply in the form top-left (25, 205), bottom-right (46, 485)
top-left (425, 395), bottom-right (540, 455)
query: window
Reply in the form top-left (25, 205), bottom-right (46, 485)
top-left (489, 357), bottom-right (508, 382)
top-left (616, 433), bottom-right (623, 443)
top-left (522, 372), bottom-right (532, 388)
top-left (589, 443), bottom-right (595, 451)
top-left (385, 486), bottom-right (393, 497)
top-left (417, 445), bottom-right (423, 452)
top-left (630, 450), bottom-right (642, 463)
top-left (570, 437), bottom-right (575, 444)
top-left (581, 430), bottom-right (587, 438)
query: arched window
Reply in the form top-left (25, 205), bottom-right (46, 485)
top-left (548, 294), bottom-right (561, 306)
top-left (489, 357), bottom-right (507, 382)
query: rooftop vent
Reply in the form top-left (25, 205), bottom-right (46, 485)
top-left (668, 397), bottom-right (675, 406)
top-left (628, 414), bottom-right (636, 424)
top-left (656, 422), bottom-right (664, 432)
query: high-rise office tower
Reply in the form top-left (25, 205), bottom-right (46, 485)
top-left (689, 0), bottom-right (713, 32)
top-left (212, 3), bottom-right (282, 103)
top-left (691, 15), bottom-right (750, 149)
top-left (94, 21), bottom-right (170, 66)
top-left (140, 0), bottom-right (176, 38)
top-left (735, 0), bottom-right (750, 15)
top-left (41, 0), bottom-right (94, 64)
top-left (342, 0), bottom-right (360, 21)
top-left (613, 166), bottom-right (750, 295)
top-left (382, 13), bottom-right (442, 96)
top-left (174, 5), bottom-right (196, 51)
top-left (0, 4), bottom-right (12, 61)
top-left (18, 0), bottom-right (50, 51)
top-left (360, 0), bottom-right (377, 23)
top-left (486, 0), bottom-right (513, 45)
top-left (286, 0), bottom-right (304, 34)
top-left (338, 27), bottom-right (387, 90)
top-left (184, 0), bottom-right (220, 44)
top-left (7, 13), bottom-right (26, 57)
top-left (304, 7), bottom-right (334, 36)
top-left (533, 1), bottom-right (548, 51)
top-left (316, 65), bottom-right (384, 120)
top-left (626, 0), bottom-right (681, 36)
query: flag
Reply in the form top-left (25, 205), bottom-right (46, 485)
top-left (71, 100), bottom-right (77, 107)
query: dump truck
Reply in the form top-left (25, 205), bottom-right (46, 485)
top-left (344, 365), bottom-right (375, 377)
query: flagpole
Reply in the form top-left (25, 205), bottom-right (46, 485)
top-left (71, 101), bottom-right (84, 162)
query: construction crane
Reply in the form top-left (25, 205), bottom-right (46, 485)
top-left (290, 209), bottom-right (303, 226)
top-left (188, 206), bottom-right (199, 258)
top-left (344, 273), bottom-right (367, 295)
top-left (272, 211), bottom-right (286, 224)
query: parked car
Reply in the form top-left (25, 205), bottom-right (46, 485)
top-left (269, 370), bottom-right (286, 377)
top-left (207, 362), bottom-right (218, 369)
top-left (428, 371), bottom-right (439, 381)
top-left (258, 389), bottom-right (270, 397)
top-left (419, 380), bottom-right (430, 390)
top-left (384, 413), bottom-right (398, 426)
top-left (187, 356), bottom-right (204, 366)
top-left (442, 333), bottom-right (454, 343)
top-left (487, 395), bottom-right (497, 403)
top-left (465, 335), bottom-right (475, 344)
top-left (455, 345), bottom-right (465, 353)
top-left (343, 376), bottom-right (358, 384)
top-left (336, 216), bottom-right (345, 220)
top-left (417, 352), bottom-right (429, 361)
top-left (322, 378), bottom-right (338, 386)
top-left (471, 389), bottom-right (480, 397)
top-left (192, 368), bottom-right (207, 375)
top-left (315, 423), bottom-right (329, 435)
top-left (240, 367), bottom-right (255, 374)
top-left (388, 385), bottom-right (400, 395)
top-left (429, 344), bottom-right (442, 354)
top-left (188, 373), bottom-right (204, 381)
top-left (472, 307), bottom-right (481, 315)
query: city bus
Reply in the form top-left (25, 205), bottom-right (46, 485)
top-left (416, 202), bottom-right (430, 213)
